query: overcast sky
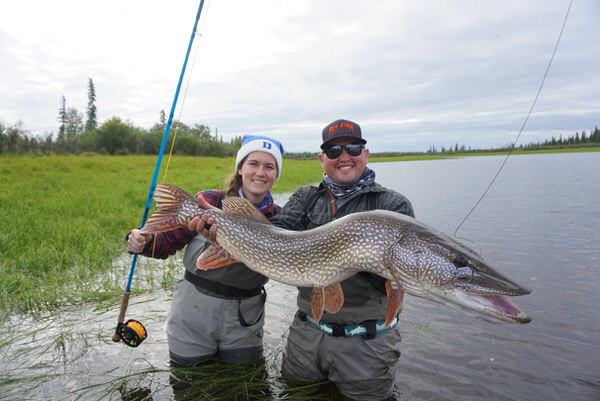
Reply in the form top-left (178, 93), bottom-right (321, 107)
top-left (1, 0), bottom-right (598, 152)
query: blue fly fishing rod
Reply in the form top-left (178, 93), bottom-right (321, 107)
top-left (112, 0), bottom-right (206, 347)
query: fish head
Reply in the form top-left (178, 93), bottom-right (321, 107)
top-left (383, 227), bottom-right (531, 324)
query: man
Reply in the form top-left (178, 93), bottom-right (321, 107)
top-left (267, 119), bottom-right (415, 401)
top-left (193, 119), bottom-right (414, 400)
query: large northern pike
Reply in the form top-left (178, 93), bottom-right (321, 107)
top-left (141, 183), bottom-right (531, 326)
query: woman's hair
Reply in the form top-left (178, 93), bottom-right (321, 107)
top-left (223, 171), bottom-right (243, 196)
top-left (223, 155), bottom-right (246, 196)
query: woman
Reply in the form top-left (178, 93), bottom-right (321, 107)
top-left (127, 135), bottom-right (284, 366)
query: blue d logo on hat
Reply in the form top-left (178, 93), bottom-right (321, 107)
top-left (236, 135), bottom-right (285, 179)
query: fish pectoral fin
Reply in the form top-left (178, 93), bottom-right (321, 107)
top-left (221, 197), bottom-right (270, 223)
top-left (384, 280), bottom-right (405, 328)
top-left (196, 244), bottom-right (240, 270)
top-left (140, 211), bottom-right (186, 233)
top-left (311, 287), bottom-right (325, 323)
top-left (323, 283), bottom-right (344, 314)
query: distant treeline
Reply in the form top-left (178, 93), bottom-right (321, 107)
top-left (2, 118), bottom-right (598, 158)
top-left (2, 78), bottom-right (599, 157)
top-left (517, 127), bottom-right (600, 151)
top-left (422, 126), bottom-right (600, 155)
top-left (0, 117), bottom-right (242, 157)
top-left (0, 78), bottom-right (243, 157)
top-left (283, 126), bottom-right (600, 159)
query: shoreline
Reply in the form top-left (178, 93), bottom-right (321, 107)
top-left (366, 145), bottom-right (600, 163)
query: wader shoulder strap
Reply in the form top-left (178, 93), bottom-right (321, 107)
top-left (366, 191), bottom-right (379, 210)
top-left (303, 187), bottom-right (327, 216)
top-left (301, 187), bottom-right (327, 227)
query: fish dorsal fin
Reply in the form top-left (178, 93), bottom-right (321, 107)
top-left (323, 283), bottom-right (344, 313)
top-left (311, 287), bottom-right (325, 323)
top-left (196, 244), bottom-right (239, 270)
top-left (141, 183), bottom-right (196, 233)
top-left (384, 280), bottom-right (404, 328)
top-left (221, 197), bottom-right (270, 223)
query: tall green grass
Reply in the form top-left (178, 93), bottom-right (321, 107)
top-left (0, 155), bottom-right (323, 316)
top-left (6, 149), bottom-right (578, 315)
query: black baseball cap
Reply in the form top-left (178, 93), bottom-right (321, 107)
top-left (320, 119), bottom-right (366, 149)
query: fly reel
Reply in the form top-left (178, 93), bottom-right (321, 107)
top-left (114, 319), bottom-right (148, 347)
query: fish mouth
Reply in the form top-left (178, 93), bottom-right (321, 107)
top-left (449, 290), bottom-right (532, 324)
top-left (451, 266), bottom-right (531, 323)
top-left (402, 281), bottom-right (531, 324)
top-left (466, 268), bottom-right (532, 297)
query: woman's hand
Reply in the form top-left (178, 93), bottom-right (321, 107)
top-left (188, 215), bottom-right (218, 242)
top-left (127, 229), bottom-right (152, 253)
top-left (188, 194), bottom-right (219, 242)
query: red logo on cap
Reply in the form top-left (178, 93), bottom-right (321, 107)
top-left (328, 122), bottom-right (354, 137)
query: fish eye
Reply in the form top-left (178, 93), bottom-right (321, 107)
top-left (455, 267), bottom-right (473, 282)
top-left (453, 254), bottom-right (469, 268)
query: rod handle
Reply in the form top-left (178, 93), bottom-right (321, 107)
top-left (112, 290), bottom-right (131, 342)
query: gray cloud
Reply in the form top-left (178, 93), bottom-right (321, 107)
top-left (1, 0), bottom-right (598, 152)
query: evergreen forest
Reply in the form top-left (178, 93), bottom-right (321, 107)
top-left (1, 79), bottom-right (598, 158)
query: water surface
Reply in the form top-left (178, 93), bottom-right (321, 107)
top-left (1, 152), bottom-right (598, 400)
top-left (370, 152), bottom-right (600, 401)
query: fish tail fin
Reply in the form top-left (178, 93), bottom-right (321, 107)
top-left (140, 183), bottom-right (196, 233)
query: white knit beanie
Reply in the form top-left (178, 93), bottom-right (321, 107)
top-left (235, 135), bottom-right (285, 179)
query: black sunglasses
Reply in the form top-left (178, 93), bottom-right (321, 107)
top-left (322, 143), bottom-right (364, 159)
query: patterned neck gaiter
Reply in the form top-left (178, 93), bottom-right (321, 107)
top-left (322, 167), bottom-right (376, 198)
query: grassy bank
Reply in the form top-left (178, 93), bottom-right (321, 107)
top-left (3, 148), bottom-right (597, 316)
top-left (0, 155), bottom-right (322, 316)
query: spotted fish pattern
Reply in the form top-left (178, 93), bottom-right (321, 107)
top-left (141, 183), bottom-right (531, 325)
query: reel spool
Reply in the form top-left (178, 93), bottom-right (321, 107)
top-left (115, 319), bottom-right (148, 347)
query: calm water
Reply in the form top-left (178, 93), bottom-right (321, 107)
top-left (369, 152), bottom-right (600, 401)
top-left (1, 152), bottom-right (598, 400)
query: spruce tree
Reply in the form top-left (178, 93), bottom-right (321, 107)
top-left (58, 95), bottom-right (67, 140)
top-left (85, 78), bottom-right (97, 132)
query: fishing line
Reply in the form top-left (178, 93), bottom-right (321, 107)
top-left (163, 0), bottom-right (213, 182)
top-left (150, 0), bottom-right (213, 259)
top-left (113, 0), bottom-right (208, 347)
top-left (453, 0), bottom-right (573, 237)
